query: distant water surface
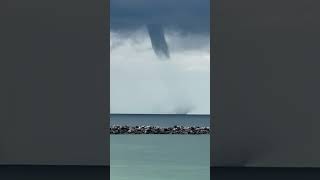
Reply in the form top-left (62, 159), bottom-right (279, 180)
top-left (110, 114), bottom-right (210, 127)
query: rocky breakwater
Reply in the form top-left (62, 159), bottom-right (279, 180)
top-left (110, 125), bottom-right (210, 135)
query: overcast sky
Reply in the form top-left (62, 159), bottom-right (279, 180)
top-left (110, 0), bottom-right (210, 114)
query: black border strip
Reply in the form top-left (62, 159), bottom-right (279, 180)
top-left (107, 0), bottom-right (110, 167)
top-left (0, 165), bottom-right (109, 180)
top-left (211, 167), bottom-right (320, 180)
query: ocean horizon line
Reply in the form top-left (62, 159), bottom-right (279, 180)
top-left (110, 113), bottom-right (210, 116)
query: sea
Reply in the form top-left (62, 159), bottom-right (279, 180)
top-left (110, 114), bottom-right (210, 180)
top-left (110, 114), bottom-right (210, 127)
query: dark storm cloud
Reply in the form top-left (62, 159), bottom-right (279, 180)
top-left (110, 0), bottom-right (210, 33)
top-left (110, 0), bottom-right (210, 56)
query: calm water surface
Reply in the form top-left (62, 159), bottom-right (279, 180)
top-left (110, 114), bottom-right (210, 127)
top-left (111, 135), bottom-right (210, 180)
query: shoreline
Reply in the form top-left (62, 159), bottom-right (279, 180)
top-left (110, 125), bottom-right (210, 135)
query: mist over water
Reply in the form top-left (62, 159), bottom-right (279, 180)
top-left (155, 60), bottom-right (193, 114)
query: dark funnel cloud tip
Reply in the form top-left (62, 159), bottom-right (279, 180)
top-left (147, 24), bottom-right (170, 60)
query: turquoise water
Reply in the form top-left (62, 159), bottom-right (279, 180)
top-left (111, 135), bottom-right (210, 180)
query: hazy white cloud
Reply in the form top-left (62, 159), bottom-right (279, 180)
top-left (110, 27), bottom-right (210, 114)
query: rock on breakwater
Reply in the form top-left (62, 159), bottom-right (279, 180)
top-left (110, 125), bottom-right (210, 135)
